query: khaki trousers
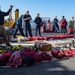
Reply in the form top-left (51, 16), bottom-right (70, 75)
top-left (0, 25), bottom-right (7, 42)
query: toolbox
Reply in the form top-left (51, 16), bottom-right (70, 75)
top-left (39, 43), bottom-right (52, 51)
top-left (34, 41), bottom-right (52, 51)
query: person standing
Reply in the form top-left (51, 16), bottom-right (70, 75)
top-left (13, 15), bottom-right (24, 38)
top-left (0, 5), bottom-right (13, 46)
top-left (23, 11), bottom-right (32, 37)
top-left (60, 16), bottom-right (66, 34)
top-left (53, 16), bottom-right (59, 33)
top-left (69, 17), bottom-right (75, 34)
top-left (34, 13), bottom-right (42, 36)
top-left (45, 19), bottom-right (53, 32)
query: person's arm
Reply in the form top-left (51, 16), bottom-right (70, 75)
top-left (69, 20), bottom-right (71, 27)
top-left (3, 5), bottom-right (13, 16)
top-left (57, 19), bottom-right (58, 22)
top-left (23, 18), bottom-right (29, 21)
top-left (53, 19), bottom-right (55, 22)
top-left (34, 17), bottom-right (37, 23)
top-left (23, 15), bottom-right (32, 21)
top-left (28, 15), bottom-right (32, 20)
top-left (59, 20), bottom-right (61, 25)
top-left (40, 18), bottom-right (42, 23)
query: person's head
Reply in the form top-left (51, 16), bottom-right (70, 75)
top-left (37, 13), bottom-right (40, 17)
top-left (55, 16), bottom-right (57, 18)
top-left (26, 10), bottom-right (29, 15)
top-left (62, 16), bottom-right (65, 19)
top-left (72, 17), bottom-right (74, 20)
top-left (20, 14), bottom-right (23, 18)
top-left (0, 6), bottom-right (1, 12)
top-left (48, 19), bottom-right (50, 23)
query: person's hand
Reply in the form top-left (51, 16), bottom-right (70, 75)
top-left (27, 17), bottom-right (31, 20)
top-left (24, 17), bottom-right (30, 21)
top-left (25, 18), bottom-right (29, 20)
top-left (10, 5), bottom-right (14, 9)
top-left (26, 17), bottom-right (30, 20)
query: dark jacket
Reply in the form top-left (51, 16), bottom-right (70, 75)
top-left (0, 8), bottom-right (12, 25)
top-left (53, 18), bottom-right (58, 24)
top-left (23, 14), bottom-right (32, 24)
top-left (16, 17), bottom-right (22, 26)
top-left (34, 17), bottom-right (42, 25)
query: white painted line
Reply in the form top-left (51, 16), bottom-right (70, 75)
top-left (11, 43), bottom-right (34, 46)
top-left (1, 43), bottom-right (34, 46)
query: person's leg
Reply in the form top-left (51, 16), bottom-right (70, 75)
top-left (65, 26), bottom-right (67, 33)
top-left (63, 26), bottom-right (66, 34)
top-left (24, 23), bottom-right (28, 37)
top-left (0, 26), bottom-right (7, 42)
top-left (54, 24), bottom-right (56, 32)
top-left (56, 24), bottom-right (59, 32)
top-left (28, 24), bottom-right (33, 37)
top-left (55, 26), bottom-right (58, 32)
top-left (26, 26), bottom-right (28, 37)
top-left (38, 26), bottom-right (41, 36)
top-left (62, 26), bottom-right (63, 33)
top-left (57, 24), bottom-right (59, 31)
top-left (13, 25), bottom-right (18, 37)
top-left (35, 25), bottom-right (38, 36)
top-left (18, 25), bottom-right (24, 36)
top-left (61, 26), bottom-right (63, 34)
top-left (0, 26), bottom-right (11, 46)
top-left (62, 26), bottom-right (66, 34)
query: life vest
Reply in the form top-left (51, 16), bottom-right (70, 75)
top-left (60, 19), bottom-right (66, 26)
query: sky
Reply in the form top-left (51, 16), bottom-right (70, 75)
top-left (0, 0), bottom-right (75, 21)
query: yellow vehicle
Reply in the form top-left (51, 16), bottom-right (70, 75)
top-left (4, 9), bottom-right (19, 27)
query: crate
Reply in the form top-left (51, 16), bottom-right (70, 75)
top-left (39, 43), bottom-right (52, 51)
top-left (34, 41), bottom-right (52, 51)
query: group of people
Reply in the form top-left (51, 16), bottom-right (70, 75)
top-left (0, 6), bottom-right (42, 46)
top-left (14, 12), bottom-right (75, 38)
top-left (53, 16), bottom-right (67, 33)
top-left (0, 5), bottom-right (75, 46)
top-left (43, 16), bottom-right (75, 34)
top-left (58, 16), bottom-right (74, 34)
top-left (13, 11), bottom-right (42, 38)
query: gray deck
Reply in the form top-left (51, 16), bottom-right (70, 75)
top-left (0, 33), bottom-right (75, 75)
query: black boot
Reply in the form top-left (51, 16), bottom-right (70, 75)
top-left (6, 42), bottom-right (12, 46)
